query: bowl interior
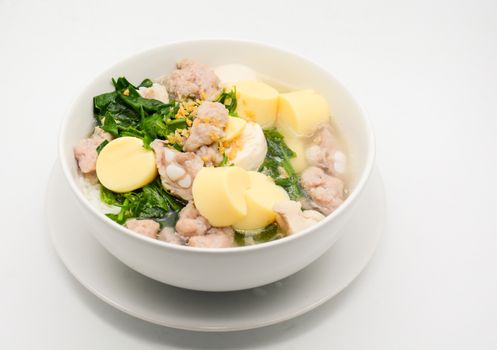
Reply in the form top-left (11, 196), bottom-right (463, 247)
top-left (60, 40), bottom-right (373, 236)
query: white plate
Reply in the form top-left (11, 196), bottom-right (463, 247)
top-left (46, 161), bottom-right (384, 332)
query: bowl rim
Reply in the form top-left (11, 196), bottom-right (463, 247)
top-left (58, 38), bottom-right (376, 254)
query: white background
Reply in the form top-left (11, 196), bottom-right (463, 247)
top-left (1, 0), bottom-right (496, 349)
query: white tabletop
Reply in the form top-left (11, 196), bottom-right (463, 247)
top-left (1, 0), bottom-right (496, 349)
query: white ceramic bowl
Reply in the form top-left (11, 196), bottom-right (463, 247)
top-left (58, 40), bottom-right (375, 292)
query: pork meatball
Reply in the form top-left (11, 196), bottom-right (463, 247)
top-left (175, 202), bottom-right (210, 237)
top-left (125, 219), bottom-right (160, 239)
top-left (183, 101), bottom-right (229, 152)
top-left (300, 166), bottom-right (344, 215)
top-left (305, 124), bottom-right (341, 174)
top-left (165, 59), bottom-right (221, 101)
top-left (74, 127), bottom-right (113, 174)
top-left (188, 227), bottom-right (235, 248)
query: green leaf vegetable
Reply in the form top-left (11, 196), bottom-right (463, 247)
top-left (234, 223), bottom-right (281, 246)
top-left (259, 129), bottom-right (304, 200)
top-left (218, 153), bottom-right (230, 167)
top-left (215, 87), bottom-right (238, 116)
top-left (95, 140), bottom-right (109, 154)
top-left (93, 77), bottom-right (183, 147)
top-left (101, 178), bottom-right (186, 226)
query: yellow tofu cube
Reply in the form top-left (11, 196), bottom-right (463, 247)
top-left (277, 90), bottom-right (330, 136)
top-left (235, 80), bottom-right (279, 128)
